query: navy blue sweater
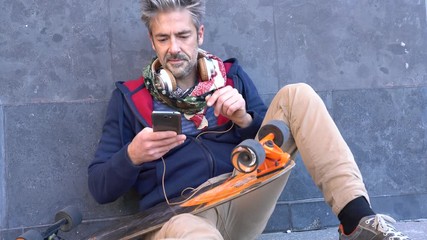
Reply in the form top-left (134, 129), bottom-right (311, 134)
top-left (88, 58), bottom-right (267, 210)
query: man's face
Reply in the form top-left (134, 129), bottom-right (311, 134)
top-left (150, 9), bottom-right (204, 82)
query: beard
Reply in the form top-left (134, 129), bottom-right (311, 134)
top-left (164, 53), bottom-right (197, 80)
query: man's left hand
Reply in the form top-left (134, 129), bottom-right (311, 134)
top-left (206, 86), bottom-right (252, 128)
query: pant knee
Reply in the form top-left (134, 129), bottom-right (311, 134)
top-left (279, 82), bottom-right (316, 96)
top-left (161, 213), bottom-right (223, 239)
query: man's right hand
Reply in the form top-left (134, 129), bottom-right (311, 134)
top-left (127, 127), bottom-right (186, 165)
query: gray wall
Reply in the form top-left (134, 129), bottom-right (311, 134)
top-left (1, 0), bottom-right (426, 238)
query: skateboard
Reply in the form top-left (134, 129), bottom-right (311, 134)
top-left (16, 205), bottom-right (82, 240)
top-left (87, 120), bottom-right (296, 240)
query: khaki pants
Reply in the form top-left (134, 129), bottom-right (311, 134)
top-left (146, 83), bottom-right (369, 240)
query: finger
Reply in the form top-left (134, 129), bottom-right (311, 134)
top-left (150, 132), bottom-right (186, 147)
top-left (214, 88), bottom-right (239, 116)
top-left (151, 130), bottom-right (178, 139)
top-left (147, 137), bottom-right (186, 158)
top-left (146, 146), bottom-right (171, 159)
top-left (223, 96), bottom-right (243, 116)
top-left (206, 86), bottom-right (232, 107)
top-left (206, 92), bottom-right (217, 107)
top-left (210, 88), bottom-right (230, 114)
top-left (148, 136), bottom-right (182, 150)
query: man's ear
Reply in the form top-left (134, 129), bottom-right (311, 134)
top-left (198, 25), bottom-right (205, 46)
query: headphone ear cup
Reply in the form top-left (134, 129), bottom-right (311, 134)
top-left (198, 57), bottom-right (210, 82)
top-left (152, 59), bottom-right (177, 94)
top-left (159, 69), bottom-right (177, 93)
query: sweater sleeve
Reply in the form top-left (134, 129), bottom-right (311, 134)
top-left (88, 89), bottom-right (143, 204)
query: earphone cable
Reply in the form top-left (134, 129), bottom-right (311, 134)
top-left (161, 122), bottom-right (236, 205)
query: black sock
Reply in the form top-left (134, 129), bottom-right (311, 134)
top-left (338, 196), bottom-right (375, 235)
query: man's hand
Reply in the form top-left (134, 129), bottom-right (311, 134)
top-left (127, 127), bottom-right (186, 165)
top-left (206, 86), bottom-right (252, 128)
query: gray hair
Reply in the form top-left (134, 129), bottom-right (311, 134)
top-left (141, 0), bottom-right (206, 34)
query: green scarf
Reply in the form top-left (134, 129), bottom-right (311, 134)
top-left (143, 49), bottom-right (227, 129)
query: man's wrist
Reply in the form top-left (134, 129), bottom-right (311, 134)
top-left (234, 113), bottom-right (252, 128)
top-left (127, 142), bottom-right (140, 165)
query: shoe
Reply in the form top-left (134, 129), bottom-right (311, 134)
top-left (338, 214), bottom-right (410, 239)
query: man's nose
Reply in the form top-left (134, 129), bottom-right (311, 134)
top-left (168, 38), bottom-right (180, 54)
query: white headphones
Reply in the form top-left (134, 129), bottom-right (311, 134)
top-left (152, 54), bottom-right (216, 95)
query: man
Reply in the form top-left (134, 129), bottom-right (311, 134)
top-left (88, 0), bottom-right (409, 239)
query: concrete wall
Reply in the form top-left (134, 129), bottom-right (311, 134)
top-left (1, 0), bottom-right (426, 238)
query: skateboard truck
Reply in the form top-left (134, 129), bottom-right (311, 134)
top-left (232, 120), bottom-right (291, 176)
top-left (16, 206), bottom-right (82, 240)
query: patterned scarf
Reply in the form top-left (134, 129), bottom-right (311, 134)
top-left (143, 49), bottom-right (227, 129)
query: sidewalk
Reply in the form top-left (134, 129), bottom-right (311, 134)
top-left (258, 219), bottom-right (427, 240)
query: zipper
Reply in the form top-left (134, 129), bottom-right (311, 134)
top-left (192, 122), bottom-right (235, 178)
top-left (190, 135), bottom-right (216, 178)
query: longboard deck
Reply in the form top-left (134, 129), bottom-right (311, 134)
top-left (87, 160), bottom-right (295, 240)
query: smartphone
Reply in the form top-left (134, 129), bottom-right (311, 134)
top-left (151, 111), bottom-right (182, 134)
